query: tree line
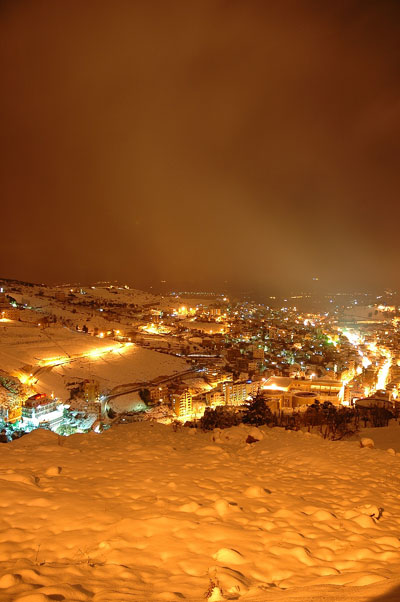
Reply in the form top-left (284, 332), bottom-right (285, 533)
top-left (187, 396), bottom-right (395, 441)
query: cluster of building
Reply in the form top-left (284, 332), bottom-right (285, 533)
top-left (0, 378), bottom-right (108, 440)
top-left (137, 295), bottom-right (400, 419)
top-left (259, 376), bottom-right (342, 411)
top-left (0, 391), bottom-right (63, 434)
top-left (2, 280), bottom-right (400, 435)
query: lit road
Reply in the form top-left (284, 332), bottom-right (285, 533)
top-left (106, 367), bottom-right (198, 401)
top-left (18, 342), bottom-right (134, 386)
top-left (38, 342), bottom-right (133, 368)
top-left (339, 329), bottom-right (392, 396)
top-left (376, 349), bottom-right (392, 391)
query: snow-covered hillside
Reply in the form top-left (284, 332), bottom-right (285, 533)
top-left (0, 324), bottom-right (118, 371)
top-left (70, 285), bottom-right (159, 306)
top-left (0, 322), bottom-right (188, 399)
top-left (6, 282), bottom-right (160, 310)
top-left (34, 343), bottom-right (188, 399)
top-left (1, 424), bottom-right (400, 601)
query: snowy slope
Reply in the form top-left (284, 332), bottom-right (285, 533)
top-left (37, 345), bottom-right (188, 398)
top-left (6, 282), bottom-right (160, 309)
top-left (352, 422), bottom-right (400, 453)
top-left (0, 324), bottom-right (116, 370)
top-left (0, 322), bottom-right (188, 399)
top-left (69, 285), bottom-right (160, 306)
top-left (1, 424), bottom-right (400, 601)
top-left (2, 282), bottom-right (166, 334)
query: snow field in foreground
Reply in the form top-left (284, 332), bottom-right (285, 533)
top-left (0, 424), bottom-right (400, 601)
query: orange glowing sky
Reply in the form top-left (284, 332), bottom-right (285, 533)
top-left (1, 1), bottom-right (400, 295)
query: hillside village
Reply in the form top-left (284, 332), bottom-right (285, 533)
top-left (1, 279), bottom-right (400, 441)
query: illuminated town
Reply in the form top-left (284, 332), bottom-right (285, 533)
top-left (1, 279), bottom-right (399, 440)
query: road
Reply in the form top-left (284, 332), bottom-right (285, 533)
top-left (106, 367), bottom-right (199, 401)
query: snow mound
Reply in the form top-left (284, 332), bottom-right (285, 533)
top-left (360, 437), bottom-right (375, 448)
top-left (213, 547), bottom-right (245, 564)
top-left (244, 485), bottom-right (271, 498)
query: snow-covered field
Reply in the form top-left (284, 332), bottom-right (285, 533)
top-left (70, 285), bottom-right (159, 306)
top-left (0, 322), bottom-right (188, 399)
top-left (351, 422), bottom-right (400, 454)
top-left (9, 283), bottom-right (160, 309)
top-left (4, 283), bottom-right (166, 333)
top-left (0, 324), bottom-right (114, 370)
top-left (1, 424), bottom-right (400, 601)
top-left (40, 345), bottom-right (188, 397)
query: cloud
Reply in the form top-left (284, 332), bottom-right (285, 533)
top-left (0, 0), bottom-right (399, 295)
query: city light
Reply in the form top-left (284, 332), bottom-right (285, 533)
top-left (376, 350), bottom-right (392, 391)
top-left (39, 342), bottom-right (133, 367)
top-left (361, 354), bottom-right (372, 369)
top-left (140, 323), bottom-right (171, 335)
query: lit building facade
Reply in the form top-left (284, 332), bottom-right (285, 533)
top-left (22, 393), bottom-right (63, 430)
top-left (261, 376), bottom-right (342, 410)
top-left (171, 390), bottom-right (192, 420)
top-left (69, 381), bottom-right (106, 418)
top-left (222, 380), bottom-right (260, 406)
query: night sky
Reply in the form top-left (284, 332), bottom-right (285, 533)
top-left (1, 1), bottom-right (399, 297)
